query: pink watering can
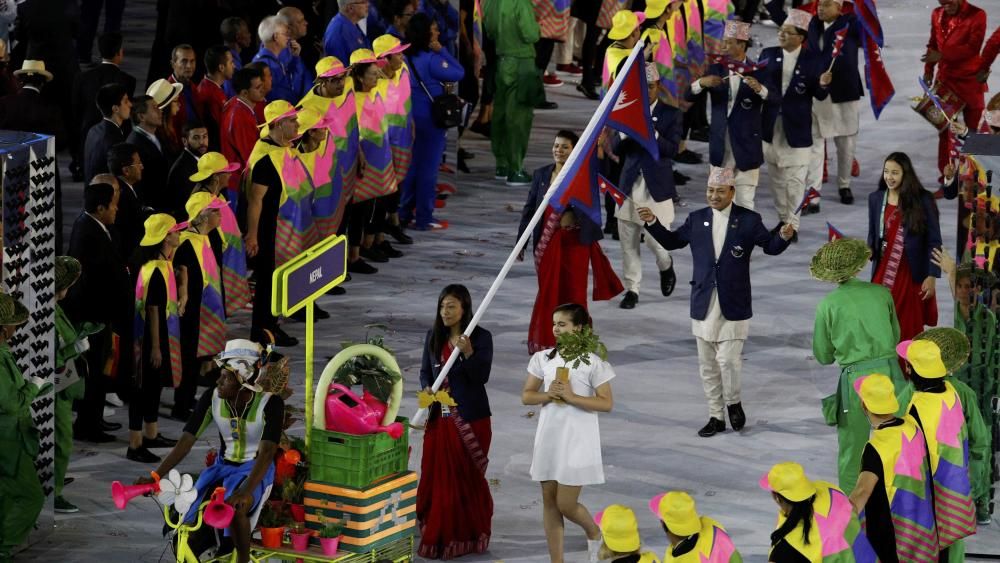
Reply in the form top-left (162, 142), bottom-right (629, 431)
top-left (325, 383), bottom-right (404, 439)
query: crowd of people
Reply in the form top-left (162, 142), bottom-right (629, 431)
top-left (0, 0), bottom-right (997, 561)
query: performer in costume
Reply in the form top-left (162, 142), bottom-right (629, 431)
top-left (416, 285), bottom-right (494, 559)
top-left (522, 303), bottom-right (615, 563)
top-left (866, 152), bottom-right (942, 341)
top-left (517, 130), bottom-right (624, 353)
top-left (136, 339), bottom-right (284, 563)
top-left (594, 504), bottom-right (661, 562)
top-left (760, 461), bottom-right (876, 562)
top-left (0, 292), bottom-right (46, 560)
top-left (639, 167), bottom-right (794, 437)
top-left (652, 491), bottom-right (742, 563)
top-left (128, 215), bottom-right (185, 465)
top-left (811, 238), bottom-right (912, 492)
top-left (897, 340), bottom-right (977, 561)
top-left (374, 34), bottom-right (416, 247)
top-left (602, 10), bottom-right (645, 93)
top-left (642, 0), bottom-right (684, 108)
top-left (849, 373), bottom-right (939, 563)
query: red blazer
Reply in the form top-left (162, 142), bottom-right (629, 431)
top-left (196, 78), bottom-right (227, 148)
top-left (979, 25), bottom-right (1000, 76)
top-left (220, 97), bottom-right (259, 196)
top-left (925, 2), bottom-right (987, 102)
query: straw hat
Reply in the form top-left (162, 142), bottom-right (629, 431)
top-left (759, 462), bottom-right (817, 503)
top-left (897, 339), bottom-right (948, 378)
top-left (146, 78), bottom-right (183, 109)
top-left (215, 339), bottom-right (264, 392)
top-left (189, 152), bottom-right (240, 182)
top-left (373, 35), bottom-right (410, 58)
top-left (54, 256), bottom-right (81, 293)
top-left (609, 10), bottom-right (646, 41)
top-left (651, 491), bottom-right (701, 536)
top-left (809, 238), bottom-right (871, 283)
top-left (315, 56), bottom-right (350, 79)
top-left (258, 100), bottom-right (299, 139)
top-left (856, 373), bottom-right (899, 415)
top-left (140, 213), bottom-right (189, 247)
top-left (914, 327), bottom-right (970, 375)
top-left (594, 504), bottom-right (641, 552)
top-left (14, 60), bottom-right (52, 81)
top-left (0, 292), bottom-right (29, 326)
top-left (185, 192), bottom-right (226, 222)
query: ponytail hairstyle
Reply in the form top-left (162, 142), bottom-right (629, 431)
top-left (879, 152), bottom-right (933, 235)
top-left (769, 493), bottom-right (815, 546)
top-left (547, 303), bottom-right (592, 360)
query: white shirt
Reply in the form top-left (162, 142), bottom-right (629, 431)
top-left (781, 45), bottom-right (802, 94)
top-left (85, 212), bottom-right (112, 241)
top-left (692, 203), bottom-right (748, 342)
top-left (134, 125), bottom-right (162, 153)
top-left (821, 21), bottom-right (833, 50)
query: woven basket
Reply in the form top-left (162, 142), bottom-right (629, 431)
top-left (914, 327), bottom-right (970, 375)
top-left (809, 239), bottom-right (871, 283)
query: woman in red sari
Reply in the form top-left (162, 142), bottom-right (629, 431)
top-left (417, 284), bottom-right (494, 559)
top-left (867, 152), bottom-right (943, 341)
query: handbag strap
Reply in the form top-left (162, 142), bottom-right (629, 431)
top-left (407, 53), bottom-right (438, 100)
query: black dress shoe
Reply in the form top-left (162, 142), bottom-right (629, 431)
top-left (620, 291), bottom-right (638, 309)
top-left (660, 266), bottom-right (676, 297)
top-left (327, 285), bottom-right (346, 295)
top-left (673, 171), bottom-right (689, 185)
top-left (143, 434), bottom-right (178, 449)
top-left (76, 430), bottom-right (116, 443)
top-left (127, 446), bottom-right (162, 463)
top-left (674, 149), bottom-right (703, 164)
top-left (576, 83), bottom-right (600, 100)
top-left (457, 148), bottom-right (475, 160)
top-left (347, 259), bottom-right (378, 274)
top-left (805, 202), bottom-right (820, 215)
top-left (271, 327), bottom-right (299, 347)
top-left (698, 417), bottom-right (726, 437)
top-left (378, 240), bottom-right (403, 258)
top-left (536, 100), bottom-right (558, 110)
top-left (839, 188), bottom-right (854, 204)
top-left (290, 304), bottom-right (330, 321)
top-left (727, 403), bottom-right (747, 431)
top-left (457, 156), bottom-right (471, 173)
top-left (101, 420), bottom-right (122, 432)
top-left (384, 223), bottom-right (413, 245)
top-left (689, 127), bottom-right (710, 142)
top-left (468, 120), bottom-right (491, 138)
top-left (360, 246), bottom-right (389, 263)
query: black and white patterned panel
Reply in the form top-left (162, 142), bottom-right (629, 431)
top-left (1, 132), bottom-right (57, 506)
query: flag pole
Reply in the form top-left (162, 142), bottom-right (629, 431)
top-left (410, 39), bottom-right (648, 428)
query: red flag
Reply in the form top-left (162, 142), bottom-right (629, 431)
top-left (553, 142), bottom-right (604, 226)
top-left (826, 222), bottom-right (844, 242)
top-left (830, 26), bottom-right (849, 59)
top-left (707, 53), bottom-right (769, 75)
top-left (796, 187), bottom-right (822, 214)
top-left (856, 0), bottom-right (893, 118)
top-left (598, 175), bottom-right (626, 207)
top-left (606, 55), bottom-right (659, 160)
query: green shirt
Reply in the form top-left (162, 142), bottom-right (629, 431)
top-left (483, 0), bottom-right (539, 58)
top-left (813, 278), bottom-right (900, 366)
top-left (0, 343), bottom-right (40, 468)
top-left (949, 377), bottom-right (991, 502)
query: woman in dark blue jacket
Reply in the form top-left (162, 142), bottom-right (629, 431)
top-left (399, 13), bottom-right (464, 231)
top-left (415, 284), bottom-right (494, 559)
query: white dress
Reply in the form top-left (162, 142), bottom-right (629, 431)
top-left (527, 350), bottom-right (616, 486)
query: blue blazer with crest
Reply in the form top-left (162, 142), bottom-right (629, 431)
top-left (615, 101), bottom-right (682, 202)
top-left (758, 46), bottom-right (829, 148)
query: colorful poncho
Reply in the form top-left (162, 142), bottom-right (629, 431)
top-left (866, 415), bottom-right (940, 562)
top-left (198, 191), bottom-right (250, 316)
top-left (178, 232), bottom-right (227, 358)
top-left (602, 44), bottom-right (633, 94)
top-left (298, 132), bottom-right (345, 238)
top-left (643, 26), bottom-right (680, 107)
top-left (247, 141), bottom-right (320, 266)
top-left (702, 0), bottom-right (734, 57)
top-left (378, 65), bottom-right (415, 184)
top-left (771, 483), bottom-right (876, 563)
top-left (664, 516), bottom-right (741, 563)
top-left (353, 87), bottom-right (398, 202)
top-left (908, 383), bottom-right (978, 548)
top-left (533, 0), bottom-right (570, 40)
top-left (684, 0), bottom-right (706, 78)
top-left (670, 10), bottom-right (693, 109)
top-left (133, 260), bottom-right (182, 388)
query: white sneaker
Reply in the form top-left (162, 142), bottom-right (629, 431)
top-left (105, 394), bottom-right (124, 408)
top-left (587, 535), bottom-right (603, 563)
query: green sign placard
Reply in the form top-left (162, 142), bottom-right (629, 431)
top-left (271, 234), bottom-right (348, 317)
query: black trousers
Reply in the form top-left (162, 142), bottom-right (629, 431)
top-left (129, 361), bottom-right (164, 431)
top-left (74, 328), bottom-right (107, 434)
top-left (250, 245), bottom-right (277, 338)
top-left (347, 199), bottom-right (377, 246)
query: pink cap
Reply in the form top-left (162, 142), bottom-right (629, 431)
top-left (707, 166), bottom-right (736, 187)
top-left (168, 220), bottom-right (190, 233)
top-left (785, 8), bottom-right (813, 31)
top-left (895, 339), bottom-right (913, 360)
top-left (724, 21), bottom-right (751, 41)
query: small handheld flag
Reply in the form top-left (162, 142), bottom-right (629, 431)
top-left (598, 175), bottom-right (626, 207)
top-left (708, 53), bottom-right (769, 76)
top-left (795, 187), bottom-right (822, 215)
top-left (826, 222), bottom-right (844, 242)
top-left (827, 26), bottom-right (849, 72)
top-left (918, 77), bottom-right (954, 125)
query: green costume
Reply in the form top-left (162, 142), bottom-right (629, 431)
top-left (813, 278), bottom-right (912, 491)
top-left (53, 304), bottom-right (90, 498)
top-left (484, 0), bottom-right (542, 176)
top-left (0, 342), bottom-right (44, 558)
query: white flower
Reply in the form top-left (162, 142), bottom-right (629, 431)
top-left (157, 469), bottom-right (199, 515)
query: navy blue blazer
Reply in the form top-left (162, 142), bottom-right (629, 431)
top-left (808, 15), bottom-right (863, 103)
top-left (758, 46), bottom-right (829, 148)
top-left (615, 101), bottom-right (682, 202)
top-left (686, 60), bottom-right (773, 171)
top-left (644, 205), bottom-right (791, 321)
top-left (866, 189), bottom-right (943, 284)
top-left (419, 326), bottom-right (493, 421)
top-left (517, 163), bottom-right (603, 251)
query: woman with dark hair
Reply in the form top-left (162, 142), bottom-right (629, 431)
top-left (867, 152), bottom-right (943, 341)
top-left (416, 284), bottom-right (495, 559)
top-left (402, 13), bottom-right (464, 230)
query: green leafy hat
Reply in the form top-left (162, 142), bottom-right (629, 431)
top-left (54, 256), bottom-right (82, 292)
top-left (914, 327), bottom-right (970, 375)
top-left (809, 238), bottom-right (871, 283)
top-left (0, 292), bottom-right (29, 326)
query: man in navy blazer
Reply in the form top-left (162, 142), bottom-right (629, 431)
top-left (639, 166), bottom-right (794, 437)
top-left (687, 20), bottom-right (773, 210)
top-left (759, 9), bottom-right (832, 236)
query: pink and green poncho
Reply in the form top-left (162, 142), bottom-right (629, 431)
top-left (664, 516), bottom-right (741, 563)
top-left (353, 86), bottom-right (398, 202)
top-left (299, 85), bottom-right (359, 238)
top-left (178, 232), bottom-right (227, 358)
top-left (133, 260), bottom-right (182, 388)
top-left (378, 64), bottom-right (415, 184)
top-left (770, 483), bottom-right (876, 563)
top-left (247, 140), bottom-right (320, 266)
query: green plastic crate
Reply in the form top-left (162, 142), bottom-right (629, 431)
top-left (309, 417), bottom-right (409, 488)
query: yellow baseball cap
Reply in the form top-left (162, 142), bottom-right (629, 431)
top-left (373, 35), bottom-right (410, 58)
top-left (856, 373), bottom-right (899, 415)
top-left (140, 213), bottom-right (188, 246)
top-left (896, 339), bottom-right (947, 378)
top-left (650, 491), bottom-right (700, 536)
top-left (185, 192), bottom-right (226, 222)
top-left (296, 107), bottom-right (333, 136)
top-left (759, 462), bottom-right (817, 503)
top-left (259, 100), bottom-right (300, 139)
top-left (315, 56), bottom-right (350, 79)
top-left (594, 504), bottom-right (641, 553)
top-left (609, 10), bottom-right (647, 41)
top-left (189, 152), bottom-right (240, 182)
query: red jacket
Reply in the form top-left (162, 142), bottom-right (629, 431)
top-left (168, 74), bottom-right (203, 138)
top-left (220, 97), bottom-right (259, 196)
top-left (979, 25), bottom-right (1000, 76)
top-left (196, 78), bottom-right (227, 135)
top-left (925, 1), bottom-right (987, 102)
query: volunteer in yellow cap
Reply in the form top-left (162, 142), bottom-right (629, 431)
top-left (602, 10), bottom-right (646, 92)
top-left (650, 491), bottom-right (741, 562)
top-left (761, 461), bottom-right (876, 562)
top-left (594, 505), bottom-right (660, 562)
top-left (850, 373), bottom-right (939, 562)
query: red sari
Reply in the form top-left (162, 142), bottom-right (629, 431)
top-left (416, 342), bottom-right (493, 559)
top-left (873, 203), bottom-right (938, 341)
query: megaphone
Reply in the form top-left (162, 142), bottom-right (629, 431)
top-left (204, 487), bottom-right (235, 529)
top-left (111, 480), bottom-right (160, 510)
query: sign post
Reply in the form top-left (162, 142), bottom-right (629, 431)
top-left (272, 235), bottom-right (348, 449)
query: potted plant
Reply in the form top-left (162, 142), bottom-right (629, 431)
top-left (257, 502), bottom-right (287, 548)
top-left (553, 326), bottom-right (608, 402)
top-left (282, 475), bottom-right (306, 523)
top-left (332, 325), bottom-right (403, 405)
top-left (287, 520), bottom-right (312, 551)
top-left (316, 515), bottom-right (344, 556)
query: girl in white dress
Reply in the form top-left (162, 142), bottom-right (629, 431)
top-left (521, 303), bottom-right (616, 563)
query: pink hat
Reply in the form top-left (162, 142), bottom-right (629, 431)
top-left (708, 166), bottom-right (735, 187)
top-left (785, 8), bottom-right (813, 31)
top-left (724, 21), bottom-right (751, 41)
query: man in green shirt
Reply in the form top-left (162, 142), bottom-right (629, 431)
top-left (484, 0), bottom-right (542, 186)
top-left (811, 238), bottom-right (912, 491)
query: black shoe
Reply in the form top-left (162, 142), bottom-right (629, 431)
top-left (839, 188), bottom-right (854, 204)
top-left (126, 446), bottom-right (162, 463)
top-left (468, 120), bottom-right (491, 138)
top-left (290, 304), bottom-right (330, 321)
top-left (805, 202), bottom-right (820, 215)
top-left (457, 156), bottom-right (471, 173)
top-left (63, 477), bottom-right (75, 486)
top-left (674, 149), bottom-right (703, 164)
top-left (660, 266), bottom-right (676, 297)
top-left (75, 429), bottom-right (115, 443)
top-left (326, 285), bottom-right (346, 295)
top-left (271, 327), bottom-right (299, 347)
top-left (536, 100), bottom-right (558, 110)
top-left (457, 148), bottom-right (474, 160)
top-left (347, 259), bottom-right (378, 274)
top-left (378, 240), bottom-right (403, 258)
top-left (673, 171), bottom-right (689, 186)
top-left (689, 127), bottom-right (710, 142)
top-left (360, 246), bottom-right (389, 263)
top-left (727, 402), bottom-right (747, 431)
top-left (384, 224), bottom-right (413, 245)
top-left (576, 83), bottom-right (600, 100)
top-left (142, 434), bottom-right (178, 449)
top-left (698, 417), bottom-right (726, 437)
top-left (620, 291), bottom-right (638, 309)
top-left (101, 420), bottom-right (122, 432)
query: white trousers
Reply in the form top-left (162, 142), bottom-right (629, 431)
top-left (617, 219), bottom-right (672, 293)
top-left (733, 168), bottom-right (760, 210)
top-left (695, 337), bottom-right (745, 419)
top-left (766, 162), bottom-right (808, 229)
top-left (554, 18), bottom-right (585, 65)
top-left (805, 134), bottom-right (858, 193)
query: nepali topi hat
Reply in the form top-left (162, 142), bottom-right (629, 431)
top-left (724, 21), bottom-right (751, 41)
top-left (708, 165), bottom-right (735, 187)
top-left (809, 238), bottom-right (871, 283)
top-left (785, 9), bottom-right (813, 31)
